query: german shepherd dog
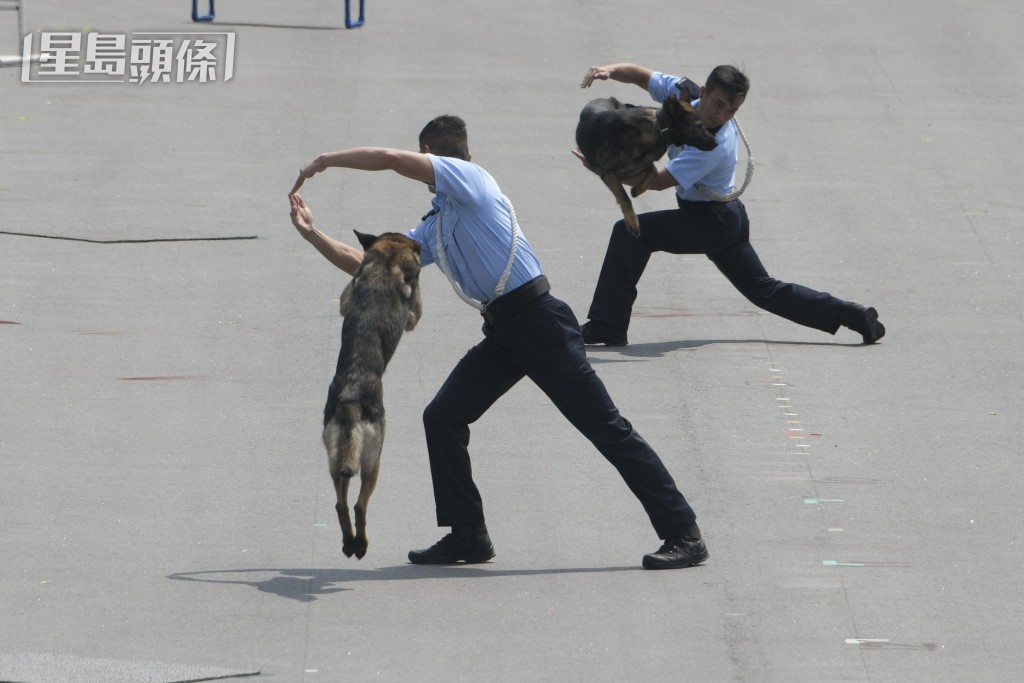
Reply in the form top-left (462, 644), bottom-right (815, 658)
top-left (575, 96), bottom-right (718, 236)
top-left (322, 230), bottom-right (422, 559)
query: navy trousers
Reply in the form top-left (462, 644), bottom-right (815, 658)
top-left (587, 199), bottom-right (847, 332)
top-left (422, 291), bottom-right (696, 540)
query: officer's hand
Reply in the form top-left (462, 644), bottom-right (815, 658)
top-left (580, 66), bottom-right (611, 88)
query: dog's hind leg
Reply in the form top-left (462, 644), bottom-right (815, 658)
top-left (351, 420), bottom-right (384, 559)
top-left (324, 409), bottom-right (362, 558)
top-left (600, 171), bottom-right (641, 237)
top-left (333, 473), bottom-right (358, 558)
top-left (352, 452), bottom-right (380, 559)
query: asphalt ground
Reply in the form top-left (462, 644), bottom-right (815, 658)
top-left (2, 1), bottom-right (1023, 681)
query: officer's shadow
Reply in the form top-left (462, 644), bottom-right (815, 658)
top-left (587, 337), bottom-right (865, 362)
top-left (168, 564), bottom-right (638, 603)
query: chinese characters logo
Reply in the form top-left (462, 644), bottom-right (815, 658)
top-left (21, 32), bottom-right (235, 84)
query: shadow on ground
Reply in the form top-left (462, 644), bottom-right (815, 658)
top-left (585, 337), bottom-right (868, 362)
top-left (168, 564), bottom-right (640, 602)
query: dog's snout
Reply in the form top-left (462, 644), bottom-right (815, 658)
top-left (340, 467), bottom-right (356, 478)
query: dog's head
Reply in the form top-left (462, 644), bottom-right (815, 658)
top-left (355, 230), bottom-right (422, 284)
top-left (353, 231), bottom-right (423, 309)
top-left (662, 96), bottom-right (718, 152)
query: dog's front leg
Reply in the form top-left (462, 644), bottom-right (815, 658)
top-left (629, 165), bottom-right (659, 199)
top-left (405, 284), bottom-right (422, 332)
top-left (600, 171), bottom-right (641, 237)
top-left (339, 281), bottom-right (355, 317)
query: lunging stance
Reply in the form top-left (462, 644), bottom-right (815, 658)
top-left (289, 115), bottom-right (707, 569)
top-left (574, 63), bottom-right (886, 347)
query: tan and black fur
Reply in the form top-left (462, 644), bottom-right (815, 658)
top-left (575, 96), bottom-right (718, 236)
top-left (322, 230), bottom-right (422, 559)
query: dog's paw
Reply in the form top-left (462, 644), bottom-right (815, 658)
top-left (625, 216), bottom-right (641, 238)
top-left (342, 539), bottom-right (357, 558)
top-left (354, 542), bottom-right (368, 560)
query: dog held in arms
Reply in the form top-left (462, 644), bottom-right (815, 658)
top-left (575, 95), bottom-right (718, 237)
top-left (322, 230), bottom-right (422, 559)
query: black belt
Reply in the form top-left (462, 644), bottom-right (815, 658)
top-left (481, 275), bottom-right (550, 325)
top-left (678, 197), bottom-right (738, 208)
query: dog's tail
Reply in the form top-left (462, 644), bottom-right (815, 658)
top-left (323, 402), bottom-right (364, 479)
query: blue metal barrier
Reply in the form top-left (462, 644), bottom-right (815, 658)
top-left (190, 0), bottom-right (365, 28)
top-left (192, 0), bottom-right (214, 22)
top-left (345, 0), bottom-right (365, 28)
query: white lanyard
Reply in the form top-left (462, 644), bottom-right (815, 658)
top-left (695, 118), bottom-right (754, 202)
top-left (433, 194), bottom-right (520, 311)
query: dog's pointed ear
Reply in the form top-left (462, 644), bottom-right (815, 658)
top-left (664, 96), bottom-right (684, 113)
top-left (410, 239), bottom-right (422, 254)
top-left (353, 230), bottom-right (378, 250)
top-left (671, 95), bottom-right (699, 116)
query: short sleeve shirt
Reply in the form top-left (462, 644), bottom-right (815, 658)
top-left (406, 154), bottom-right (542, 302)
top-left (648, 71), bottom-right (739, 202)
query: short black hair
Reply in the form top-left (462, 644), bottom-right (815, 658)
top-left (705, 65), bottom-right (749, 101)
top-left (419, 115), bottom-right (470, 161)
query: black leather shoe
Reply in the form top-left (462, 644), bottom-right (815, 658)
top-left (580, 320), bottom-right (628, 346)
top-left (408, 524), bottom-right (495, 565)
top-left (642, 525), bottom-right (709, 570)
top-left (839, 304), bottom-right (886, 344)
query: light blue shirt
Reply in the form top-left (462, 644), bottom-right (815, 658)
top-left (648, 71), bottom-right (738, 202)
top-left (407, 154), bottom-right (543, 303)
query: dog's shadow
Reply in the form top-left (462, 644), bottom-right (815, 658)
top-left (168, 564), bottom-right (638, 602)
top-left (586, 338), bottom-right (866, 363)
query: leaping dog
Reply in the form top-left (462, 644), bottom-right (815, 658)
top-left (322, 230), bottom-right (422, 559)
top-left (575, 96), bottom-right (718, 236)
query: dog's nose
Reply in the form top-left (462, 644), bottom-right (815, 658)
top-left (340, 467), bottom-right (355, 478)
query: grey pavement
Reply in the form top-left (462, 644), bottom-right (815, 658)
top-left (2, 1), bottom-right (1023, 681)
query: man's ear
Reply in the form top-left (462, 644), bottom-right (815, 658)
top-left (353, 230), bottom-right (378, 250)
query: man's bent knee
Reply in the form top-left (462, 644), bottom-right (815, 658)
top-left (422, 399), bottom-right (446, 428)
